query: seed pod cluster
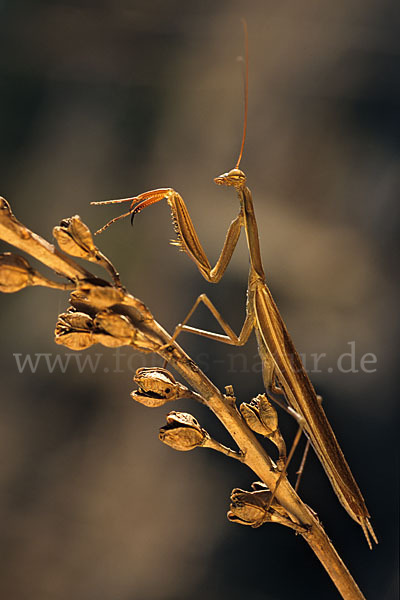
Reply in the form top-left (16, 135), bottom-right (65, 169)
top-left (55, 306), bottom-right (154, 351)
top-left (55, 283), bottom-right (162, 353)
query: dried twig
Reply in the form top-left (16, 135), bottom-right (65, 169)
top-left (0, 196), bottom-right (367, 599)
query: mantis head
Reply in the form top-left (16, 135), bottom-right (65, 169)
top-left (214, 168), bottom-right (247, 190)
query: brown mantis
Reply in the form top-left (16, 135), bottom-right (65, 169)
top-left (91, 29), bottom-right (377, 550)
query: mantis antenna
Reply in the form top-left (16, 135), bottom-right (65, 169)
top-left (235, 18), bottom-right (248, 170)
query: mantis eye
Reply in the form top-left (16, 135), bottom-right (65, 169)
top-left (228, 168), bottom-right (245, 179)
top-left (214, 168), bottom-right (246, 187)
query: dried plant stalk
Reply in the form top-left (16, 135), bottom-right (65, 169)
top-left (0, 196), bottom-right (367, 600)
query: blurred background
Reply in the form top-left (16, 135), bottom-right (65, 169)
top-left (0, 1), bottom-right (398, 598)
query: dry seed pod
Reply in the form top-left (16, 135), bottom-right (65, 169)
top-left (239, 400), bottom-right (268, 436)
top-left (0, 252), bottom-right (72, 293)
top-left (240, 394), bottom-right (278, 436)
top-left (54, 331), bottom-right (95, 350)
top-left (53, 216), bottom-right (97, 260)
top-left (72, 284), bottom-right (124, 310)
top-left (240, 393), bottom-right (279, 436)
top-left (227, 488), bottom-right (271, 528)
top-left (131, 367), bottom-right (193, 407)
top-left (0, 253), bottom-right (32, 292)
top-left (257, 394), bottom-right (279, 433)
top-left (227, 486), bottom-right (305, 532)
top-left (57, 310), bottom-right (94, 331)
top-left (95, 321), bottom-right (161, 353)
top-left (92, 333), bottom-right (127, 348)
top-left (240, 394), bottom-right (286, 459)
top-left (55, 310), bottom-right (95, 350)
top-left (75, 300), bottom-right (160, 353)
top-left (159, 411), bottom-right (208, 451)
top-left (53, 216), bottom-right (121, 285)
top-left (54, 308), bottom-right (129, 350)
top-left (94, 310), bottom-right (135, 342)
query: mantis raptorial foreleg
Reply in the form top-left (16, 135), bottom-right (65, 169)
top-left (93, 189), bottom-right (244, 282)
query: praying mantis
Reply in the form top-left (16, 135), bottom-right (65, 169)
top-left (91, 28), bottom-right (377, 549)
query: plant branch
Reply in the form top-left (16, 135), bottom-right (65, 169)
top-left (0, 197), bottom-right (366, 600)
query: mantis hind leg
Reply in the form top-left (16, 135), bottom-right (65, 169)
top-left (294, 438), bottom-right (312, 493)
top-left (267, 395), bottom-right (323, 511)
top-left (166, 293), bottom-right (254, 346)
top-left (294, 395), bottom-right (323, 492)
top-left (265, 422), bottom-right (305, 511)
top-left (162, 293), bottom-right (254, 367)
